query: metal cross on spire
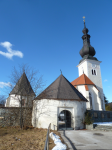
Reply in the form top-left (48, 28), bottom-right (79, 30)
top-left (83, 16), bottom-right (86, 27)
top-left (83, 16), bottom-right (85, 22)
top-left (60, 69), bottom-right (62, 75)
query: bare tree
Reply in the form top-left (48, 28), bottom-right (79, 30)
top-left (6, 63), bottom-right (45, 129)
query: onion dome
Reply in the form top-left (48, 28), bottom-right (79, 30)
top-left (79, 21), bottom-right (98, 64)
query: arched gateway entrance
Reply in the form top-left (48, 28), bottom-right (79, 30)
top-left (58, 110), bottom-right (73, 130)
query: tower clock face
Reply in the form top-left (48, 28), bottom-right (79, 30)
top-left (92, 64), bottom-right (96, 68)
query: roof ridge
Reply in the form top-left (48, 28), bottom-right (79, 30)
top-left (57, 74), bottom-right (62, 98)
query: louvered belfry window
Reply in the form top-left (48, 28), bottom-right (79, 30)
top-left (92, 69), bottom-right (96, 75)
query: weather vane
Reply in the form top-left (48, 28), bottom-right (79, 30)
top-left (83, 16), bottom-right (85, 23)
top-left (60, 69), bottom-right (62, 74)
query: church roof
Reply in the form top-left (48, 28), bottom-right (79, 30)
top-left (35, 74), bottom-right (88, 101)
top-left (10, 72), bottom-right (35, 96)
top-left (71, 73), bottom-right (99, 91)
top-left (71, 74), bottom-right (95, 86)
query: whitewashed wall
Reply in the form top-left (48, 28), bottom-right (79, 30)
top-left (32, 99), bottom-right (86, 130)
top-left (77, 59), bottom-right (105, 110)
top-left (5, 94), bottom-right (34, 107)
top-left (76, 85), bottom-right (102, 111)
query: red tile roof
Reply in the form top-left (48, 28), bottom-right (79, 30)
top-left (71, 74), bottom-right (99, 92)
top-left (71, 74), bottom-right (95, 86)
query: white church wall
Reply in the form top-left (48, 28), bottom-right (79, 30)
top-left (32, 99), bottom-right (86, 130)
top-left (75, 85), bottom-right (92, 111)
top-left (86, 60), bottom-right (105, 110)
top-left (9, 94), bottom-right (20, 107)
top-left (87, 85), bottom-right (102, 111)
top-left (87, 59), bottom-right (103, 89)
top-left (87, 85), bottom-right (95, 110)
top-left (77, 60), bottom-right (88, 76)
top-left (92, 87), bottom-right (102, 111)
top-left (77, 85), bottom-right (86, 98)
top-left (85, 91), bottom-right (90, 110)
top-left (77, 59), bottom-right (105, 111)
top-left (6, 94), bottom-right (34, 107)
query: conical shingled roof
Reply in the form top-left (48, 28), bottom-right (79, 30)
top-left (10, 72), bottom-right (35, 96)
top-left (35, 74), bottom-right (87, 101)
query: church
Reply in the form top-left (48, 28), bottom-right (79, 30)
top-left (5, 20), bottom-right (105, 130)
top-left (32, 20), bottom-right (105, 130)
top-left (5, 72), bottom-right (35, 107)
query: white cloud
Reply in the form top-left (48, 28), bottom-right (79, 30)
top-left (0, 41), bottom-right (23, 59)
top-left (0, 82), bottom-right (11, 88)
top-left (104, 79), bottom-right (108, 82)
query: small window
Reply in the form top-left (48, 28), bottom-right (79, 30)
top-left (94, 70), bottom-right (96, 75)
top-left (94, 112), bottom-right (98, 118)
top-left (107, 113), bottom-right (110, 118)
top-left (92, 69), bottom-right (97, 75)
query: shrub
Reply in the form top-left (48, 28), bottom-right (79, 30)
top-left (84, 110), bottom-right (94, 125)
top-left (105, 104), bottom-right (112, 111)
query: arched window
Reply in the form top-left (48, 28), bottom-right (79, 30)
top-left (92, 69), bottom-right (97, 75)
top-left (94, 70), bottom-right (96, 75)
top-left (89, 92), bottom-right (93, 110)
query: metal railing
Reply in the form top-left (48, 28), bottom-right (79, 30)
top-left (53, 124), bottom-right (57, 130)
top-left (44, 123), bottom-right (51, 150)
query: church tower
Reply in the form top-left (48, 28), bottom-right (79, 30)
top-left (77, 18), bottom-right (105, 110)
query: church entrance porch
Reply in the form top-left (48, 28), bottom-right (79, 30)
top-left (58, 110), bottom-right (73, 130)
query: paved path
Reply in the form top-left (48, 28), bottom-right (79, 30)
top-left (59, 130), bottom-right (112, 150)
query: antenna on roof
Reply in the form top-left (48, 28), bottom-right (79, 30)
top-left (60, 69), bottom-right (62, 75)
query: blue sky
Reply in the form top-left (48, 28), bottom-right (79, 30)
top-left (0, 0), bottom-right (112, 102)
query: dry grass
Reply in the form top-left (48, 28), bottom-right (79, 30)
top-left (0, 126), bottom-right (65, 150)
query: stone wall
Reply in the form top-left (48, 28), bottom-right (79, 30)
top-left (0, 107), bottom-right (32, 127)
top-left (87, 110), bottom-right (112, 122)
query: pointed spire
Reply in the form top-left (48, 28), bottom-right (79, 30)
top-left (10, 72), bottom-right (35, 96)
